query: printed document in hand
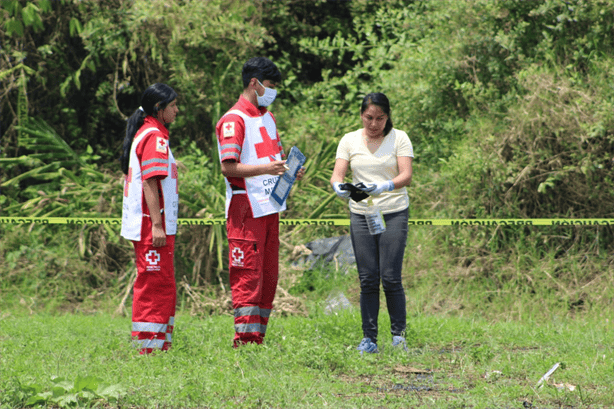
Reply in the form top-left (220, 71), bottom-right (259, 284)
top-left (270, 146), bottom-right (306, 206)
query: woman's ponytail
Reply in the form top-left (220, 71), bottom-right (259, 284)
top-left (120, 108), bottom-right (145, 175)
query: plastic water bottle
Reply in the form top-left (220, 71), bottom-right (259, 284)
top-left (324, 291), bottom-right (352, 315)
top-left (365, 199), bottom-right (386, 235)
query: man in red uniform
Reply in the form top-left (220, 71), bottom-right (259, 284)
top-left (216, 57), bottom-right (302, 347)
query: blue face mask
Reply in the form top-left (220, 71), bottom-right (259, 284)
top-left (255, 80), bottom-right (277, 107)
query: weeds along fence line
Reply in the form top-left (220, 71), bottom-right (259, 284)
top-left (1, 215), bottom-right (613, 318)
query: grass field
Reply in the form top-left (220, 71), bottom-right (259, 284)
top-left (2, 225), bottom-right (614, 408)
top-left (1, 298), bottom-right (613, 409)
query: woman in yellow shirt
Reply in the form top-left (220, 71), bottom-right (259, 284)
top-left (330, 93), bottom-right (414, 353)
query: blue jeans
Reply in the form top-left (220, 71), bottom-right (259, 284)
top-left (350, 208), bottom-right (408, 344)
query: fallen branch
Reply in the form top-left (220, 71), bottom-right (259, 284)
top-left (115, 268), bottom-right (137, 317)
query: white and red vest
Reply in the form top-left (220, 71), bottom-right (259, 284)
top-left (219, 109), bottom-right (286, 218)
top-left (121, 127), bottom-right (178, 241)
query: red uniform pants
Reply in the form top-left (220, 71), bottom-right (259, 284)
top-left (131, 235), bottom-right (176, 354)
top-left (227, 194), bottom-right (279, 347)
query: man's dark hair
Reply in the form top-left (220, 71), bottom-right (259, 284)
top-left (242, 57), bottom-right (281, 89)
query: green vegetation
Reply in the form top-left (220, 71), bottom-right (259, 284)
top-left (2, 1), bottom-right (614, 407)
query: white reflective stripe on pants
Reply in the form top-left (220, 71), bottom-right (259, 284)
top-left (133, 338), bottom-right (165, 349)
top-left (132, 322), bottom-right (167, 333)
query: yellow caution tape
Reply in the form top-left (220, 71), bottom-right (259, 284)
top-left (1, 217), bottom-right (614, 226)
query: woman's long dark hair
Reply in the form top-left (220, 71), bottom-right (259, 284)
top-left (120, 83), bottom-right (178, 175)
top-left (361, 92), bottom-right (393, 136)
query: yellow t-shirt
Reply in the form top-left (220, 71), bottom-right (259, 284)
top-left (336, 128), bottom-right (414, 215)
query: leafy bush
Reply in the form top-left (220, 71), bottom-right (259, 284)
top-left (2, 375), bottom-right (125, 408)
top-left (3, 0), bottom-right (614, 314)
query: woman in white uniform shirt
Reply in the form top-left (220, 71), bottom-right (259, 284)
top-left (331, 93), bottom-right (414, 353)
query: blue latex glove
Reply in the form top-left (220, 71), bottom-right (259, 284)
top-left (332, 182), bottom-right (351, 198)
top-left (363, 180), bottom-right (394, 196)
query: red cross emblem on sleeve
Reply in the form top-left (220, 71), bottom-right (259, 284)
top-left (156, 137), bottom-right (168, 153)
top-left (223, 122), bottom-right (235, 138)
